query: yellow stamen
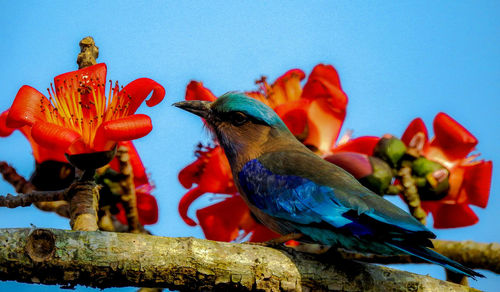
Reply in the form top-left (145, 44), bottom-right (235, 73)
top-left (40, 75), bottom-right (130, 148)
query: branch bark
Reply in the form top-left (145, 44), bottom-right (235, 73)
top-left (0, 228), bottom-right (478, 291)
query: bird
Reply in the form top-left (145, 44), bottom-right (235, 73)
top-left (174, 92), bottom-right (483, 279)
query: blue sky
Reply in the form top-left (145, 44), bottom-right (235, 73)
top-left (0, 1), bottom-right (498, 291)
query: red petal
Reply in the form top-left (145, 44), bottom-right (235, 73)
top-left (54, 63), bottom-right (107, 121)
top-left (302, 78), bottom-right (348, 111)
top-left (0, 110), bottom-right (15, 137)
top-left (249, 224), bottom-right (280, 242)
top-left (1, 113), bottom-right (67, 163)
top-left (136, 191), bottom-right (158, 225)
top-left (7, 85), bottom-right (49, 128)
top-left (178, 158), bottom-right (204, 188)
top-left (324, 152), bottom-right (373, 179)
top-left (198, 147), bottom-right (236, 194)
top-left (302, 98), bottom-right (346, 153)
top-left (271, 69), bottom-right (306, 103)
top-left (178, 187), bottom-right (205, 226)
top-left (432, 112), bottom-right (478, 160)
top-left (333, 136), bottom-right (380, 155)
top-left (462, 160), bottom-right (493, 208)
top-left (401, 118), bottom-right (428, 146)
top-left (307, 64), bottom-right (342, 90)
top-left (274, 69), bottom-right (306, 84)
top-left (118, 78), bottom-right (165, 115)
top-left (54, 63), bottom-right (107, 100)
top-left (94, 114), bottom-right (152, 151)
top-left (246, 91), bottom-right (270, 106)
top-left (300, 65), bottom-right (348, 153)
top-left (186, 81), bottom-right (217, 102)
top-left (274, 99), bottom-right (310, 137)
top-left (196, 195), bottom-right (279, 242)
top-left (302, 64), bottom-right (348, 112)
top-left (31, 121), bottom-right (81, 152)
top-left (432, 204), bottom-right (479, 228)
top-left (196, 195), bottom-right (248, 242)
top-left (33, 145), bottom-right (68, 163)
top-left (420, 201), bottom-right (438, 215)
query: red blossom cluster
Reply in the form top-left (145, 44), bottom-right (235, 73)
top-left (400, 114), bottom-right (492, 228)
top-left (1, 64), bottom-right (163, 226)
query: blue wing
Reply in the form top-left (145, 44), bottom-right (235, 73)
top-left (238, 151), bottom-right (434, 242)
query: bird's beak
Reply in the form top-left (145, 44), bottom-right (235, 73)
top-left (173, 100), bottom-right (212, 119)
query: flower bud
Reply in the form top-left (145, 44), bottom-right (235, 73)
top-left (373, 135), bottom-right (407, 168)
top-left (412, 157), bottom-right (450, 200)
top-left (324, 152), bottom-right (393, 195)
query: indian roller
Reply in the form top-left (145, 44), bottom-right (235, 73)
top-left (174, 92), bottom-right (483, 278)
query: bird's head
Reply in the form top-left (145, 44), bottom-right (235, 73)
top-left (174, 93), bottom-right (300, 167)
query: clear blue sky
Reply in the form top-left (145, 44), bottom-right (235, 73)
top-left (0, 1), bottom-right (498, 291)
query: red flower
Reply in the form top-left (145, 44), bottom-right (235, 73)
top-left (5, 63), bottom-right (165, 156)
top-left (401, 113), bottom-right (492, 228)
top-left (249, 64), bottom-right (348, 154)
top-left (1, 110), bottom-right (67, 163)
top-left (332, 136), bottom-right (380, 156)
top-left (179, 64), bottom-right (349, 242)
top-left (178, 145), bottom-right (237, 226)
top-left (111, 141), bottom-right (158, 225)
top-left (196, 195), bottom-right (279, 242)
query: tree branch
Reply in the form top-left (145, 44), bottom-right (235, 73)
top-left (339, 240), bottom-right (500, 274)
top-left (0, 228), bottom-right (478, 291)
top-left (0, 161), bottom-right (34, 194)
top-left (0, 161), bottom-right (71, 217)
top-left (0, 190), bottom-right (67, 208)
top-left (291, 240), bottom-right (499, 274)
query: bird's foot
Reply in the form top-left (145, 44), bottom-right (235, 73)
top-left (289, 243), bottom-right (331, 254)
top-left (245, 233), bottom-right (303, 248)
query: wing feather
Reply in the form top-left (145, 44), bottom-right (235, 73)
top-left (238, 151), bottom-right (434, 239)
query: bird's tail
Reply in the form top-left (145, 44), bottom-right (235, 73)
top-left (387, 242), bottom-right (484, 279)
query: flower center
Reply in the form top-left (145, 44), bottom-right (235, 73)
top-left (43, 76), bottom-right (131, 147)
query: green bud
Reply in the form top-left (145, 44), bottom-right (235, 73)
top-left (411, 157), bottom-right (450, 200)
top-left (359, 156), bottom-right (393, 195)
top-left (373, 136), bottom-right (407, 168)
top-left (412, 157), bottom-right (443, 176)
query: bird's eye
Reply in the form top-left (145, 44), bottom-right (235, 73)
top-left (229, 112), bottom-right (248, 126)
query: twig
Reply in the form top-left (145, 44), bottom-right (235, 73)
top-left (0, 161), bottom-right (34, 194)
top-left (1, 161), bottom-right (71, 216)
top-left (0, 190), bottom-right (67, 208)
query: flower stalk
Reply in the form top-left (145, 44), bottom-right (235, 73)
top-left (65, 37), bottom-right (102, 231)
top-left (68, 180), bottom-right (100, 231)
top-left (398, 162), bottom-right (427, 225)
